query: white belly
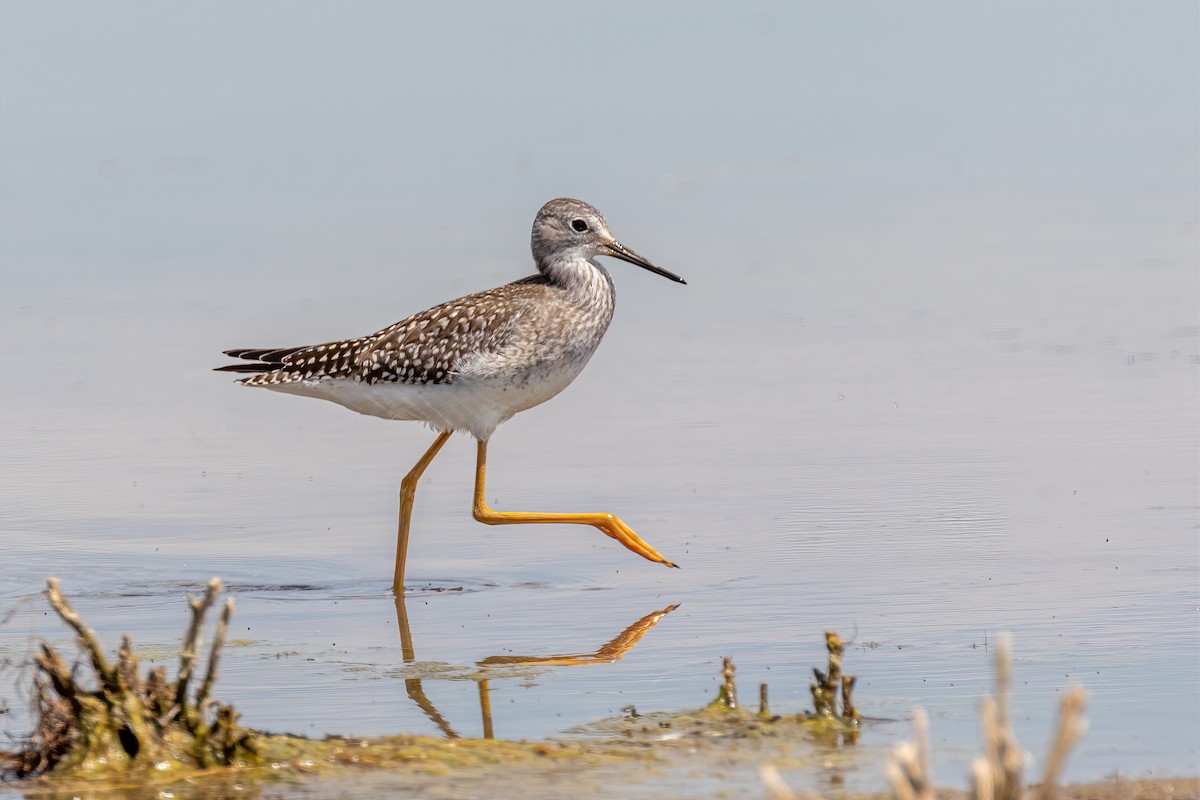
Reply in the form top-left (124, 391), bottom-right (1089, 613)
top-left (265, 358), bottom-right (587, 440)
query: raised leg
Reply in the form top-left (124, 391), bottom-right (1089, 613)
top-left (471, 439), bottom-right (677, 568)
top-left (394, 431), bottom-right (453, 595)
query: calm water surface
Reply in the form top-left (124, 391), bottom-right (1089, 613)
top-left (2, 215), bottom-right (1196, 795)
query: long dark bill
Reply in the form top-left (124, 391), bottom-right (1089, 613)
top-left (604, 241), bottom-right (687, 284)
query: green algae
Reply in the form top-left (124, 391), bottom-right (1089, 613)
top-left (3, 580), bottom-right (864, 798)
top-left (9, 733), bottom-right (647, 799)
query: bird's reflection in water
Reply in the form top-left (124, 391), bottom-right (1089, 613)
top-left (393, 596), bottom-right (678, 739)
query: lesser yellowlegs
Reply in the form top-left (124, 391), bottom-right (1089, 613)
top-left (216, 198), bottom-right (685, 593)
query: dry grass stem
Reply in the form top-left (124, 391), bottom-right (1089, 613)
top-left (760, 764), bottom-right (824, 800)
top-left (973, 635), bottom-right (1025, 800)
top-left (887, 709), bottom-right (934, 800)
top-left (1035, 685), bottom-right (1087, 800)
top-left (886, 633), bottom-right (1089, 800)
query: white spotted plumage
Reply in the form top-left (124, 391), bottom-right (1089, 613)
top-left (217, 198), bottom-right (685, 441)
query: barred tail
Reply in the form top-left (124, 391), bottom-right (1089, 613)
top-left (213, 346), bottom-right (306, 374)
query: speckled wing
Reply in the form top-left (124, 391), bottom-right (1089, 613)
top-left (215, 277), bottom-right (548, 387)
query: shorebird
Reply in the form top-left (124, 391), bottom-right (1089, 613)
top-left (216, 198), bottom-right (685, 593)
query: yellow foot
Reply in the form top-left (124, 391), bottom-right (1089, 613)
top-left (472, 440), bottom-right (677, 569)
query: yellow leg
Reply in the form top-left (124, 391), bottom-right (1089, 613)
top-left (394, 431), bottom-right (453, 595)
top-left (471, 440), bottom-right (677, 569)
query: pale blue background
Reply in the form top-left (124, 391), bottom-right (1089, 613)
top-left (3, 2), bottom-right (1195, 296)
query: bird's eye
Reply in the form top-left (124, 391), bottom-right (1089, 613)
top-left (571, 219), bottom-right (588, 232)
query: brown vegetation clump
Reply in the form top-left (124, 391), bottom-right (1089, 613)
top-left (13, 578), bottom-right (258, 778)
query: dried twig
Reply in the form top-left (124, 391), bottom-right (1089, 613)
top-left (18, 650), bottom-right (79, 775)
top-left (841, 674), bottom-right (858, 721)
top-left (760, 763), bottom-right (824, 800)
top-left (718, 656), bottom-right (737, 708)
top-left (973, 635), bottom-right (1025, 800)
top-left (887, 709), bottom-right (934, 800)
top-left (811, 630), bottom-right (846, 716)
top-left (176, 578), bottom-right (222, 711)
top-left (45, 578), bottom-right (118, 693)
top-left (1035, 686), bottom-right (1087, 800)
top-left (196, 597), bottom-right (235, 711)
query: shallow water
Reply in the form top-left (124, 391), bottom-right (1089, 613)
top-left (2, 5), bottom-right (1198, 796)
top-left (2, 213), bottom-right (1197, 796)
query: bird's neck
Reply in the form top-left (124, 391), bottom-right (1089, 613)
top-left (538, 253), bottom-right (616, 307)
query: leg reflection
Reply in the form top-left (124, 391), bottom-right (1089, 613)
top-left (393, 596), bottom-right (678, 739)
top-left (477, 604), bottom-right (679, 667)
top-left (394, 594), bottom-right (459, 739)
